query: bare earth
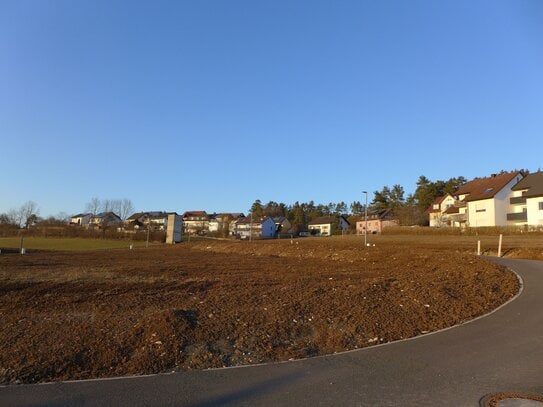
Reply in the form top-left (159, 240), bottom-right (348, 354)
top-left (0, 236), bottom-right (522, 384)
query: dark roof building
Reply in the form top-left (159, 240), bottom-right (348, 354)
top-left (308, 215), bottom-right (350, 226)
top-left (511, 171), bottom-right (543, 198)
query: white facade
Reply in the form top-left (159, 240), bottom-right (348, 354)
top-left (237, 217), bottom-right (276, 239)
top-left (149, 217), bottom-right (167, 230)
top-left (509, 189), bottom-right (543, 227)
top-left (70, 214), bottom-right (91, 226)
top-left (527, 198), bottom-right (543, 226)
top-left (308, 217), bottom-right (349, 236)
top-left (465, 176), bottom-right (521, 227)
top-left (429, 195), bottom-right (456, 227)
top-left (208, 220), bottom-right (219, 232)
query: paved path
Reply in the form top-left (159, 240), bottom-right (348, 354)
top-left (2, 258), bottom-right (543, 407)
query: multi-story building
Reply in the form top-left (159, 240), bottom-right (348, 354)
top-left (356, 209), bottom-right (399, 233)
top-left (182, 211), bottom-right (209, 235)
top-left (234, 216), bottom-right (276, 239)
top-left (508, 171), bottom-right (543, 227)
top-left (446, 172), bottom-right (524, 228)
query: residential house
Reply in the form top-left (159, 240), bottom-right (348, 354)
top-left (234, 216), bottom-right (276, 239)
top-left (70, 213), bottom-right (92, 227)
top-left (273, 216), bottom-right (292, 235)
top-left (288, 224), bottom-right (309, 237)
top-left (508, 171), bottom-right (543, 227)
top-left (125, 212), bottom-right (169, 231)
top-left (452, 171), bottom-right (524, 228)
top-left (308, 215), bottom-right (350, 236)
top-left (182, 211), bottom-right (209, 235)
top-left (347, 216), bottom-right (363, 233)
top-left (426, 194), bottom-right (456, 227)
top-left (355, 209), bottom-right (399, 234)
top-left (89, 212), bottom-right (122, 229)
top-left (208, 213), bottom-right (245, 235)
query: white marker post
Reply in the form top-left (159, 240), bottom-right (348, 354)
top-left (477, 240), bottom-right (481, 256)
top-left (498, 234), bottom-right (503, 257)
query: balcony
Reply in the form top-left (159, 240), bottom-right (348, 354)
top-left (510, 196), bottom-right (527, 205)
top-left (448, 213), bottom-right (467, 223)
top-left (507, 212), bottom-right (527, 222)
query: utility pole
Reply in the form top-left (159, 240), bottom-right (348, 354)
top-left (363, 191), bottom-right (368, 247)
top-left (146, 215), bottom-right (150, 248)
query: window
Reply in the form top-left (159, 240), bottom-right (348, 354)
top-left (476, 208), bottom-right (486, 213)
top-left (539, 202), bottom-right (543, 210)
top-left (484, 187), bottom-right (494, 193)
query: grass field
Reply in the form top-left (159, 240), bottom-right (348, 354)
top-left (0, 232), bottom-right (542, 254)
top-left (0, 237), bottom-right (154, 251)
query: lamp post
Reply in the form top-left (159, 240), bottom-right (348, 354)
top-left (362, 191), bottom-right (368, 247)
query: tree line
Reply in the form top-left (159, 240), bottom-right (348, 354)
top-left (0, 198), bottom-right (134, 230)
top-left (248, 175), bottom-right (469, 226)
top-left (3, 171), bottom-right (526, 232)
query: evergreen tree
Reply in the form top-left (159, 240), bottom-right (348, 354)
top-left (372, 186), bottom-right (391, 210)
top-left (335, 201), bottom-right (348, 214)
top-left (250, 199), bottom-right (264, 218)
top-left (350, 201), bottom-right (364, 216)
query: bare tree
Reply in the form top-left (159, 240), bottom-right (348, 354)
top-left (101, 199), bottom-right (113, 214)
top-left (7, 208), bottom-right (23, 228)
top-left (118, 198), bottom-right (134, 221)
top-left (85, 198), bottom-right (101, 215)
top-left (0, 213), bottom-right (9, 224)
top-left (18, 201), bottom-right (39, 228)
top-left (55, 212), bottom-right (70, 223)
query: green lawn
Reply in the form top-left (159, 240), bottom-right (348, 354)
top-left (0, 237), bottom-right (155, 251)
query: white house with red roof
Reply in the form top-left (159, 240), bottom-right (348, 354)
top-left (454, 172), bottom-right (524, 227)
top-left (426, 194), bottom-right (456, 227)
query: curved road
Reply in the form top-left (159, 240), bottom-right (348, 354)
top-left (2, 258), bottom-right (543, 406)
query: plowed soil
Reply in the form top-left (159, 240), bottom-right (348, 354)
top-left (0, 237), bottom-right (520, 384)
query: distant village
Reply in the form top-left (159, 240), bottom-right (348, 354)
top-left (67, 170), bottom-right (543, 241)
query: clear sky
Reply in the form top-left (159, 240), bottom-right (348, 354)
top-left (1, 1), bottom-right (542, 217)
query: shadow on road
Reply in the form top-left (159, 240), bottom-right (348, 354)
top-left (185, 370), bottom-right (304, 407)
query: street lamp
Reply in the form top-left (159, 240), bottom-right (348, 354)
top-left (362, 191), bottom-right (368, 247)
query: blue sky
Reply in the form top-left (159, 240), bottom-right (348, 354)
top-left (1, 1), bottom-right (542, 217)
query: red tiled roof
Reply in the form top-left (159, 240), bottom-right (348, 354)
top-left (426, 195), bottom-right (448, 214)
top-left (456, 172), bottom-right (522, 202)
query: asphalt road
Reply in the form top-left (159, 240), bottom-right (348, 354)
top-left (1, 257), bottom-right (542, 407)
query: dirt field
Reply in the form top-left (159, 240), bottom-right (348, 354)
top-left (0, 235), bottom-right (527, 384)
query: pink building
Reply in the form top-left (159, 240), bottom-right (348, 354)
top-left (356, 209), bottom-right (399, 234)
